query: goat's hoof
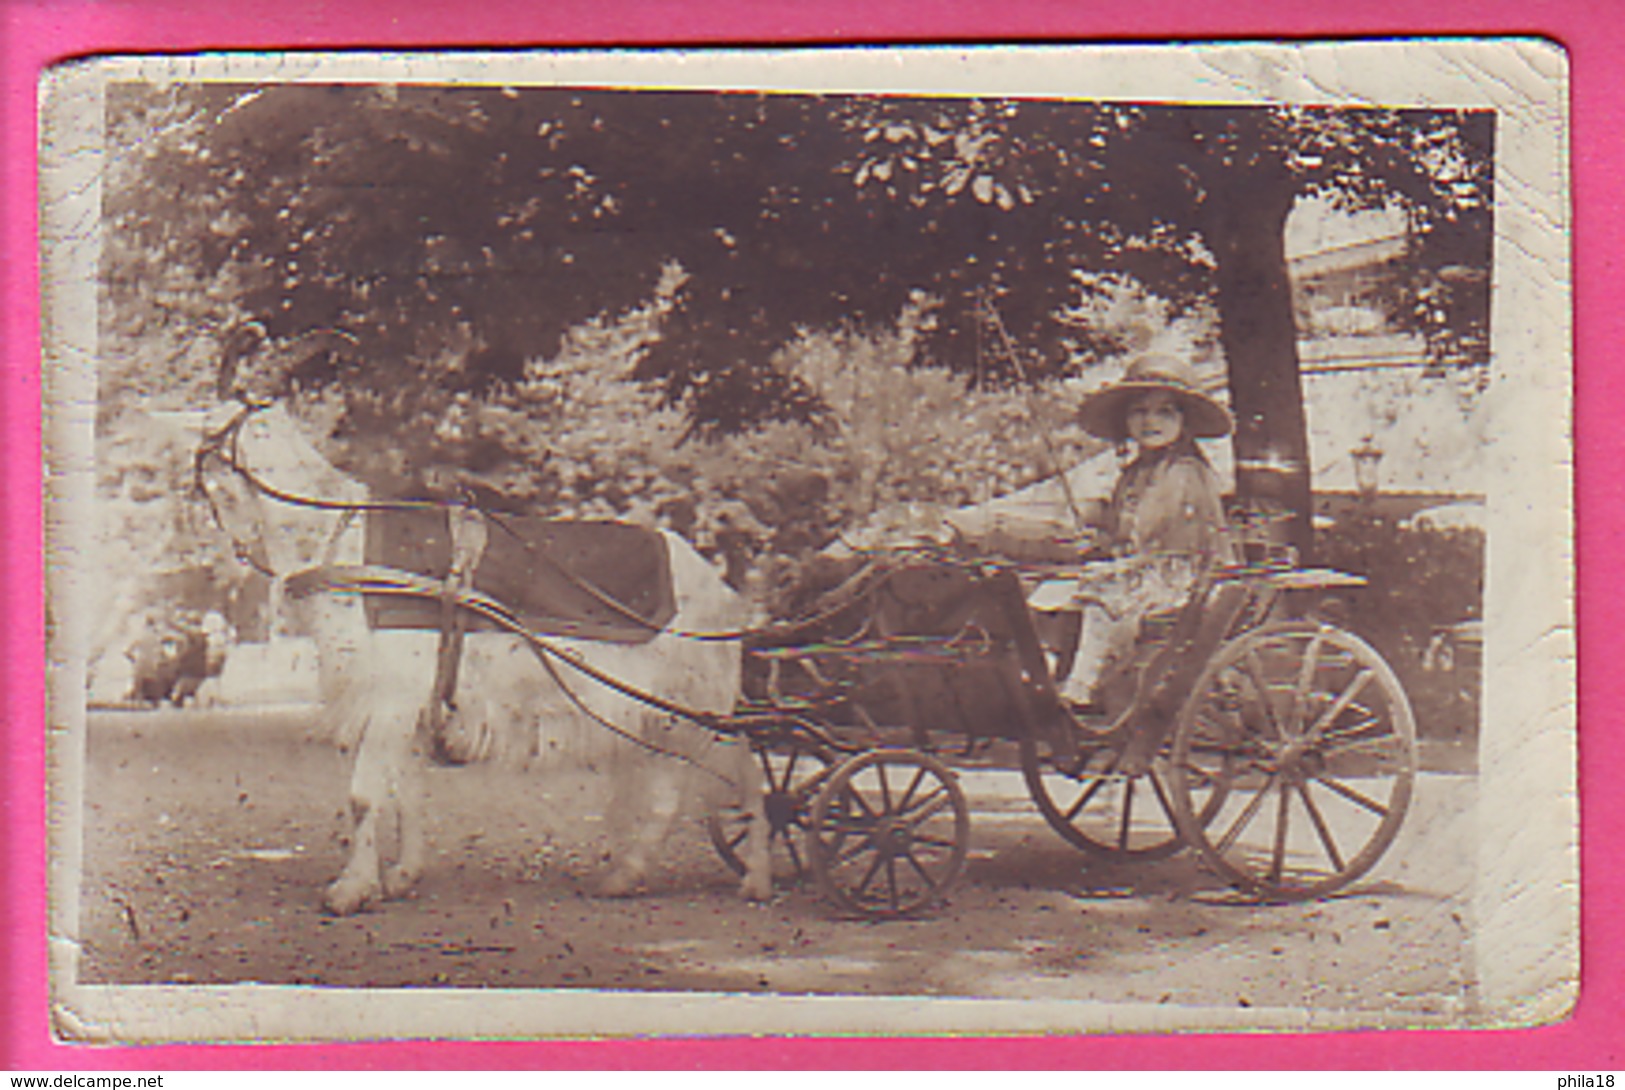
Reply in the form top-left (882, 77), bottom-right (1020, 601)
top-left (596, 870), bottom-right (643, 899)
top-left (381, 866), bottom-right (421, 899)
top-left (323, 877), bottom-right (379, 916)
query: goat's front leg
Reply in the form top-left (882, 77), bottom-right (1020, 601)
top-left (325, 774), bottom-right (385, 915)
top-left (733, 745), bottom-right (772, 902)
top-left (598, 725), bottom-right (687, 897)
top-left (380, 733), bottom-right (427, 898)
top-left (325, 707), bottom-right (419, 915)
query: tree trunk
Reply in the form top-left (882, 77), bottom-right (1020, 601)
top-left (1203, 177), bottom-right (1313, 558)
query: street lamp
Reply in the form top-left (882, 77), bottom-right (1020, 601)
top-left (1351, 436), bottom-right (1384, 501)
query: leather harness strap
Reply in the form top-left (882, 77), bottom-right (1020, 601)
top-left (421, 504), bottom-right (490, 763)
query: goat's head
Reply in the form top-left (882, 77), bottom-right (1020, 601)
top-left (196, 402), bottom-right (281, 577)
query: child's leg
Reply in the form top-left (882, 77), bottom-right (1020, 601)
top-left (1063, 557), bottom-right (1201, 708)
top-left (1059, 560), bottom-right (1138, 704)
top-left (1062, 603), bottom-right (1140, 704)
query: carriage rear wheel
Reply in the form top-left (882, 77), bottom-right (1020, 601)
top-left (707, 741), bottom-right (835, 885)
top-left (1167, 622), bottom-right (1418, 901)
top-left (808, 749), bottom-right (970, 919)
top-left (1020, 720), bottom-right (1196, 861)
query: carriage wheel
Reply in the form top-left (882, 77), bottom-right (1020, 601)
top-left (809, 749), bottom-right (970, 919)
top-left (1167, 622), bottom-right (1418, 901)
top-left (707, 742), bottom-right (835, 885)
top-left (1020, 711), bottom-right (1232, 861)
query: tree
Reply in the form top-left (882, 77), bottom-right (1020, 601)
top-left (834, 99), bottom-right (1493, 549)
top-left (104, 84), bottom-right (1492, 554)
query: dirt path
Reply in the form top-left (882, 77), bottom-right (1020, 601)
top-left (72, 707), bottom-right (1476, 1023)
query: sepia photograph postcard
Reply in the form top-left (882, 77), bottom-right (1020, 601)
top-left (38, 39), bottom-right (1573, 1044)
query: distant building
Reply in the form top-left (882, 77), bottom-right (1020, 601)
top-left (1292, 233), bottom-right (1412, 344)
top-left (1288, 233), bottom-right (1484, 506)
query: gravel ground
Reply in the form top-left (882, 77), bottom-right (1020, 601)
top-left (68, 706), bottom-right (1478, 1036)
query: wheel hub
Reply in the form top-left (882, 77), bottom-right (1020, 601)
top-left (765, 790), bottom-right (799, 833)
top-left (870, 818), bottom-right (912, 857)
top-left (1270, 736), bottom-right (1327, 777)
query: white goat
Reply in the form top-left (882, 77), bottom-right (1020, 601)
top-left (198, 404), bottom-right (769, 915)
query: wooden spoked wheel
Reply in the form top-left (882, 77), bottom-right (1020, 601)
top-left (1020, 714), bottom-right (1215, 861)
top-left (1167, 622), bottom-right (1418, 901)
top-left (707, 742), bottom-right (835, 885)
top-left (808, 749), bottom-right (970, 919)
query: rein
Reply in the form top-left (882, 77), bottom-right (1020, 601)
top-left (195, 402), bottom-right (481, 518)
top-left (195, 403), bottom-right (750, 641)
top-left (287, 563), bottom-right (847, 770)
top-left (192, 401), bottom-right (922, 769)
top-left (194, 401), bottom-right (820, 772)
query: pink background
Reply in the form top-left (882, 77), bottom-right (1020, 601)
top-left (2, 0), bottom-right (1615, 1070)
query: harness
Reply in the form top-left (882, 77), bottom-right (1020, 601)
top-left (195, 403), bottom-right (802, 773)
top-left (282, 562), bottom-right (843, 775)
top-left (196, 406), bottom-right (743, 641)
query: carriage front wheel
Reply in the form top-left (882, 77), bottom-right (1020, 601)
top-left (809, 749), bottom-right (970, 919)
top-left (1167, 622), bottom-right (1418, 901)
top-left (707, 741), bottom-right (835, 886)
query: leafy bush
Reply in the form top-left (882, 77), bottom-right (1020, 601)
top-left (1313, 514), bottom-right (1483, 741)
top-left (296, 290), bottom-right (1112, 619)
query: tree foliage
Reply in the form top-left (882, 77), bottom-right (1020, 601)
top-left (103, 81), bottom-right (1493, 561)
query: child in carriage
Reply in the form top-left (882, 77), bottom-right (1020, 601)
top-left (1043, 353), bottom-right (1238, 707)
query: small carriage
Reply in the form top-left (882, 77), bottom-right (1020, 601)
top-left (198, 404), bottom-right (1419, 921)
top-left (710, 545), bottom-right (1419, 919)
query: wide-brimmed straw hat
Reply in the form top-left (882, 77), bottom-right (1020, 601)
top-left (1076, 354), bottom-right (1233, 442)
